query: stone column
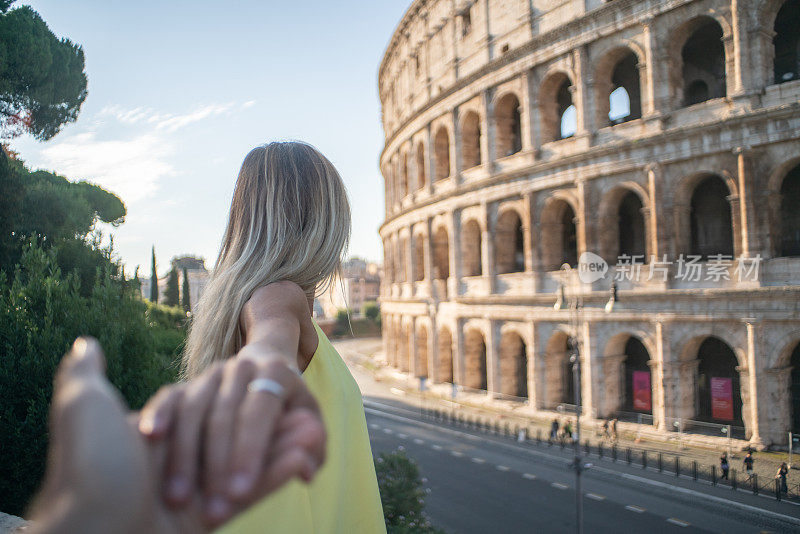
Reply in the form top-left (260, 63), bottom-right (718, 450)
top-left (735, 147), bottom-right (761, 258)
top-left (451, 108), bottom-right (462, 184)
top-left (602, 354), bottom-right (626, 418)
top-left (481, 88), bottom-right (496, 170)
top-left (646, 163), bottom-right (664, 260)
top-left (518, 70), bottom-right (533, 152)
top-left (486, 321), bottom-right (499, 396)
top-left (424, 219), bottom-right (434, 296)
top-left (481, 202), bottom-right (495, 292)
top-left (745, 320), bottom-right (766, 448)
top-left (730, 0), bottom-right (748, 96)
top-left (527, 73), bottom-right (542, 155)
top-left (450, 210), bottom-right (462, 296)
top-left (641, 18), bottom-right (658, 117)
top-left (573, 45), bottom-right (595, 137)
top-left (652, 321), bottom-right (672, 429)
top-left (523, 192), bottom-right (535, 272)
top-left (454, 318), bottom-right (465, 386)
top-left (526, 326), bottom-right (537, 409)
top-left (576, 180), bottom-right (588, 260)
top-left (581, 321), bottom-right (600, 420)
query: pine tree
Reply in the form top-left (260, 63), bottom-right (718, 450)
top-left (149, 246), bottom-right (158, 303)
top-left (181, 267), bottom-right (191, 312)
top-left (164, 269), bottom-right (179, 307)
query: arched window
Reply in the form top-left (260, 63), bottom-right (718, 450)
top-left (500, 331), bottom-right (528, 398)
top-left (434, 127), bottom-right (450, 181)
top-left (412, 234), bottom-right (425, 282)
top-left (416, 143), bottom-right (426, 190)
top-left (544, 332), bottom-right (573, 408)
top-left (438, 327), bottom-right (454, 383)
top-left (696, 337), bottom-right (743, 427)
top-left (540, 73), bottom-right (575, 142)
top-left (461, 219), bottom-right (483, 276)
top-left (432, 226), bottom-right (450, 280)
top-left (618, 191), bottom-right (646, 261)
top-left (623, 337), bottom-right (652, 414)
top-left (541, 199), bottom-right (578, 270)
top-left (464, 328), bottom-right (487, 391)
top-left (780, 163), bottom-right (800, 257)
top-left (690, 176), bottom-right (733, 258)
top-left (416, 325), bottom-right (429, 378)
top-left (681, 18), bottom-right (726, 106)
top-left (790, 342), bottom-right (800, 433)
top-left (774, 0), bottom-right (800, 84)
top-left (495, 210), bottom-right (525, 274)
top-left (495, 93), bottom-right (522, 157)
top-left (461, 111), bottom-right (482, 169)
top-left (609, 51), bottom-right (642, 123)
top-left (561, 204), bottom-right (578, 267)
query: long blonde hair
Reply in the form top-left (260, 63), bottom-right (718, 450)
top-left (183, 141), bottom-right (351, 378)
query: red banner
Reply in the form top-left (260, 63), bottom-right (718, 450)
top-left (632, 371), bottom-right (651, 412)
top-left (710, 377), bottom-right (734, 421)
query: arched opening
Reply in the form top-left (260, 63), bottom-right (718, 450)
top-left (495, 210), bottom-right (525, 274)
top-left (432, 226), bottom-right (450, 280)
top-left (618, 191), bottom-right (646, 260)
top-left (397, 237), bottom-right (409, 283)
top-left (398, 322), bottom-right (411, 372)
top-left (412, 234), bottom-right (425, 282)
top-left (560, 205), bottom-right (578, 268)
top-left (434, 127), bottom-right (451, 181)
top-left (464, 328), bottom-right (487, 391)
top-left (622, 337), bottom-right (652, 414)
top-left (690, 175), bottom-right (733, 258)
top-left (774, 0), bottom-right (800, 84)
top-left (461, 219), bottom-right (483, 277)
top-left (790, 342), bottom-right (800, 433)
top-left (495, 93), bottom-right (522, 158)
top-left (780, 163), bottom-right (800, 257)
top-left (416, 143), bottom-right (426, 190)
top-left (609, 51), bottom-right (642, 124)
top-left (544, 332), bottom-right (574, 408)
top-left (438, 327), bottom-right (454, 383)
top-left (681, 18), bottom-right (726, 106)
top-left (500, 331), bottom-right (528, 398)
top-left (541, 199), bottom-right (578, 270)
top-left (540, 73), bottom-right (575, 143)
top-left (461, 111), bottom-right (482, 169)
top-left (416, 325), bottom-right (429, 378)
top-left (400, 152), bottom-right (409, 198)
top-left (696, 337), bottom-right (743, 427)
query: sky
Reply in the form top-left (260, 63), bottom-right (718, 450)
top-left (11, 0), bottom-right (409, 276)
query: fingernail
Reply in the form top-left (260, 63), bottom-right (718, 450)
top-left (168, 476), bottom-right (189, 500)
top-left (139, 416), bottom-right (162, 436)
top-left (207, 495), bottom-right (230, 520)
top-left (72, 337), bottom-right (89, 356)
top-left (229, 473), bottom-right (253, 497)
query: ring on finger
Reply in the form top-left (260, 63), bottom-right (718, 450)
top-left (247, 378), bottom-right (285, 399)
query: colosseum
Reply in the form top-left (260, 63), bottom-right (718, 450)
top-left (377, 0), bottom-right (800, 449)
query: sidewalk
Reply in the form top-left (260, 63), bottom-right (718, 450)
top-left (333, 336), bottom-right (800, 498)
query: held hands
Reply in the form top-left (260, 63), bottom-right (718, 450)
top-left (139, 351), bottom-right (325, 527)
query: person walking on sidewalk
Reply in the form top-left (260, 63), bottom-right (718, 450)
top-left (550, 418), bottom-right (559, 442)
top-left (611, 418), bottom-right (618, 442)
top-left (720, 453), bottom-right (730, 480)
top-left (743, 451), bottom-right (754, 481)
top-left (602, 419), bottom-right (610, 441)
top-left (777, 462), bottom-right (789, 494)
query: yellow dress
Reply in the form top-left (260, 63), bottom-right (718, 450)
top-left (218, 319), bottom-right (387, 534)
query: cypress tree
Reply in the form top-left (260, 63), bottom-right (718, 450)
top-left (149, 246), bottom-right (158, 302)
top-left (164, 268), bottom-right (179, 307)
top-left (132, 265), bottom-right (142, 296)
top-left (181, 267), bottom-right (191, 312)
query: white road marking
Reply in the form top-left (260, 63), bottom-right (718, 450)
top-left (551, 482), bottom-right (569, 490)
top-left (666, 518), bottom-right (689, 528)
top-left (369, 424), bottom-right (380, 430)
top-left (451, 450), bottom-right (464, 457)
top-left (496, 465), bottom-right (510, 472)
top-left (522, 473), bottom-right (537, 480)
top-left (432, 444), bottom-right (442, 451)
top-left (382, 428), bottom-right (393, 434)
top-left (471, 457), bottom-right (485, 464)
top-left (586, 493), bottom-right (605, 501)
top-left (413, 438), bottom-right (425, 444)
top-left (625, 505), bottom-right (646, 513)
top-left (397, 433), bottom-right (407, 439)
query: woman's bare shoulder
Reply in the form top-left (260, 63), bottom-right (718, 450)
top-left (242, 281), bottom-right (309, 324)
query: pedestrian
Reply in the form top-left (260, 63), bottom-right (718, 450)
top-left (743, 451), bottom-right (754, 481)
top-left (550, 418), bottom-right (559, 441)
top-left (720, 453), bottom-right (730, 480)
top-left (602, 419), bottom-right (610, 441)
top-left (776, 462), bottom-right (789, 494)
top-left (611, 418), bottom-right (618, 442)
top-left (564, 420), bottom-right (573, 441)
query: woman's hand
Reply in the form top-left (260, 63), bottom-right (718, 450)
top-left (139, 354), bottom-right (325, 527)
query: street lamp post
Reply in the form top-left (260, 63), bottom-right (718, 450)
top-left (570, 339), bottom-right (583, 534)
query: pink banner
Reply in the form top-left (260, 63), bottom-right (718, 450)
top-left (632, 370), bottom-right (651, 412)
top-left (710, 377), bottom-right (734, 421)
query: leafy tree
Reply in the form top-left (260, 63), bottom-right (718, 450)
top-left (150, 246), bottom-right (158, 303)
top-left (364, 301), bottom-right (380, 322)
top-left (131, 265), bottom-right (141, 295)
top-left (181, 267), bottom-right (190, 312)
top-left (374, 450), bottom-right (444, 534)
top-left (0, 2), bottom-right (88, 140)
top-left (164, 268), bottom-right (179, 307)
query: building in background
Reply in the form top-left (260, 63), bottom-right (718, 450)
top-left (140, 255), bottom-right (210, 313)
top-left (316, 257), bottom-right (382, 318)
top-left (378, 0), bottom-right (800, 449)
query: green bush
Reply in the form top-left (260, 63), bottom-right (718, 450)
top-left (0, 241), bottom-right (182, 515)
top-left (375, 450), bottom-right (445, 534)
top-left (363, 301), bottom-right (380, 322)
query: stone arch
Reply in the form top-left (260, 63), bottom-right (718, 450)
top-left (598, 183), bottom-right (649, 263)
top-left (437, 325), bottom-right (454, 383)
top-left (432, 225), bottom-right (450, 280)
top-left (540, 196), bottom-right (579, 270)
top-left (593, 46), bottom-right (643, 127)
top-left (604, 333), bottom-right (653, 417)
top-left (433, 126), bottom-right (451, 181)
top-left (689, 175), bottom-right (734, 258)
top-left (539, 71), bottom-right (575, 143)
top-left (412, 231), bottom-right (426, 282)
top-left (692, 336), bottom-right (744, 427)
top-left (461, 218), bottom-right (483, 277)
top-left (494, 92), bottom-right (522, 158)
top-left (778, 162), bottom-right (800, 257)
top-left (415, 142), bottom-right (427, 190)
top-left (460, 111), bottom-right (482, 169)
top-left (543, 330), bottom-right (574, 409)
top-left (495, 208), bottom-right (525, 274)
top-left (671, 16), bottom-right (728, 107)
top-left (464, 327), bottom-right (487, 391)
top-left (499, 330), bottom-right (528, 398)
top-left (773, 0), bottom-right (800, 84)
top-left (415, 321), bottom-right (429, 378)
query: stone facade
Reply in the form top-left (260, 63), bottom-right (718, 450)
top-left (316, 257), bottom-right (382, 317)
top-left (378, 0), bottom-right (800, 448)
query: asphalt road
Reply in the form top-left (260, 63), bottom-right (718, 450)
top-left (365, 398), bottom-right (800, 534)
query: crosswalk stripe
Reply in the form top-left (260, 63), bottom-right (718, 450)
top-left (451, 450), bottom-right (464, 457)
top-left (496, 465), bottom-right (510, 471)
top-left (382, 428), bottom-right (393, 434)
top-left (397, 433), bottom-right (407, 439)
top-left (586, 493), bottom-right (605, 501)
top-left (666, 518), bottom-right (689, 528)
top-left (551, 482), bottom-right (569, 490)
top-left (522, 473), bottom-right (537, 480)
top-left (471, 457), bottom-right (485, 464)
top-left (413, 438), bottom-right (425, 444)
top-left (432, 444), bottom-right (442, 450)
top-left (625, 505), bottom-right (646, 513)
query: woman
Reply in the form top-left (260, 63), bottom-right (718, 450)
top-left (139, 142), bottom-right (386, 532)
top-left (777, 462), bottom-right (789, 494)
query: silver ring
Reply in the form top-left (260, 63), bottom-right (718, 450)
top-left (247, 378), bottom-right (285, 398)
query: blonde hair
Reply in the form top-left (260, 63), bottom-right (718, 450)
top-left (183, 141), bottom-right (350, 378)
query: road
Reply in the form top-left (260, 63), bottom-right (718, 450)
top-left (332, 338), bottom-right (800, 533)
